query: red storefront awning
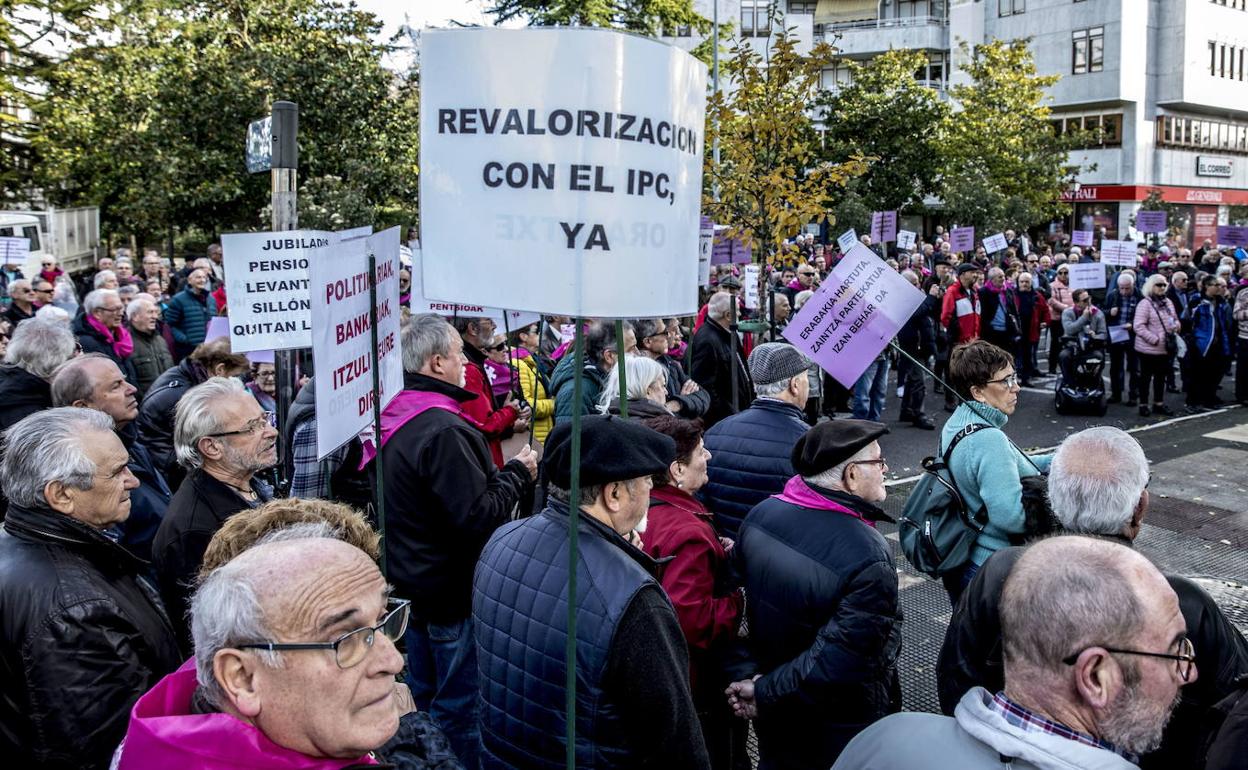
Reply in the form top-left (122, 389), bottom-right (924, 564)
top-left (1060, 184), bottom-right (1248, 205)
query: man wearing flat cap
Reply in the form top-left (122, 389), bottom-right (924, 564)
top-left (726, 419), bottom-right (903, 770)
top-left (473, 415), bottom-right (712, 769)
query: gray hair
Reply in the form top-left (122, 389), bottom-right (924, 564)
top-left (801, 443), bottom-right (874, 490)
top-left (794, 289), bottom-right (814, 310)
top-left (707, 292), bottom-right (733, 322)
top-left (0, 407), bottom-right (115, 508)
top-left (118, 285), bottom-right (139, 300)
top-left (50, 353), bottom-right (114, 407)
top-left (35, 304), bottom-right (70, 324)
top-left (191, 554), bottom-right (282, 710)
top-left (3, 317), bottom-right (77, 378)
top-left (1117, 271), bottom-right (1136, 287)
top-left (92, 270), bottom-right (117, 289)
top-left (756, 375), bottom-right (798, 398)
top-left (401, 313), bottom-right (457, 374)
top-left (8, 278), bottom-right (29, 293)
top-left (1142, 274), bottom-right (1167, 295)
top-left (83, 288), bottom-right (119, 314)
top-left (597, 355), bottom-right (666, 412)
top-left (125, 296), bottom-right (157, 322)
top-left (174, 377), bottom-right (249, 469)
top-left (1048, 427), bottom-right (1150, 535)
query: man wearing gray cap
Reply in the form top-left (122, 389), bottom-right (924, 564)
top-left (726, 419), bottom-right (902, 770)
top-left (702, 342), bottom-right (811, 541)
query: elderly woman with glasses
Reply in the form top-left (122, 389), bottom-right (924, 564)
top-left (1133, 274), bottom-right (1180, 416)
top-left (940, 340), bottom-right (1052, 605)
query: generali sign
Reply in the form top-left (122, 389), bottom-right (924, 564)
top-left (1197, 156), bottom-right (1234, 178)
top-left (1059, 184), bottom-right (1248, 206)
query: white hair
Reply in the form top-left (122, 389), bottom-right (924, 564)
top-left (756, 375), bottom-right (799, 398)
top-left (707, 292), bottom-right (733, 322)
top-left (1142, 274), bottom-right (1167, 294)
top-left (125, 296), bottom-right (157, 321)
top-left (597, 355), bottom-right (666, 412)
top-left (174, 377), bottom-right (250, 469)
top-left (802, 443), bottom-right (874, 490)
top-left (1117, 271), bottom-right (1136, 287)
top-left (92, 270), bottom-right (117, 289)
top-left (794, 289), bottom-right (814, 310)
top-left (401, 313), bottom-right (457, 374)
top-left (83, 288), bottom-right (119, 314)
top-left (3, 317), bottom-right (77, 378)
top-left (35, 304), bottom-right (70, 324)
top-left (1047, 427), bottom-right (1150, 535)
top-left (0, 407), bottom-right (115, 508)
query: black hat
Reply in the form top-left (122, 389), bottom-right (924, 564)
top-left (933, 256), bottom-right (951, 267)
top-left (791, 419), bottom-right (889, 476)
top-left (718, 275), bottom-right (742, 289)
top-left (956, 262), bottom-right (981, 276)
top-left (544, 415), bottom-right (676, 489)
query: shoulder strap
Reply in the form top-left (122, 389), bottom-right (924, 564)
top-left (941, 423), bottom-right (990, 465)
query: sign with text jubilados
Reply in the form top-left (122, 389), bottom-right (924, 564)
top-left (782, 243), bottom-right (925, 389)
top-left (310, 227), bottom-right (404, 459)
top-left (222, 230), bottom-right (331, 352)
top-left (419, 28), bottom-right (707, 317)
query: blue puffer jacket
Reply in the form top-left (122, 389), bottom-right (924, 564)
top-left (1190, 298), bottom-right (1234, 358)
top-left (162, 288), bottom-right (216, 350)
top-left (702, 398), bottom-right (808, 541)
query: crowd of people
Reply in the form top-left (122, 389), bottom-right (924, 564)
top-left (0, 228), bottom-right (1245, 770)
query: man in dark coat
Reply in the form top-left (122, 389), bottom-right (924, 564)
top-left (726, 420), bottom-right (902, 770)
top-left (74, 288), bottom-right (137, 384)
top-left (474, 415), bottom-right (711, 770)
top-left (703, 342), bottom-right (811, 541)
top-left (0, 407), bottom-right (181, 769)
top-left (635, 317), bottom-right (711, 419)
top-left (937, 427), bottom-right (1248, 770)
top-left (549, 320), bottom-right (634, 424)
top-left (152, 377), bottom-right (276, 653)
top-left (0, 317), bottom-right (77, 431)
top-left (379, 314), bottom-right (536, 768)
top-left (897, 272), bottom-right (939, 430)
top-left (125, 296), bottom-right (174, 400)
top-left (2, 278), bottom-right (35, 327)
top-left (691, 291), bottom-right (753, 427)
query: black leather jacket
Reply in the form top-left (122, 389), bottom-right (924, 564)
top-left (0, 503), bottom-right (182, 769)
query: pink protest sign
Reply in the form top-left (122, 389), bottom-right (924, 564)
top-left (950, 226), bottom-right (975, 252)
top-left (782, 243), bottom-right (925, 389)
top-left (870, 211), bottom-right (898, 242)
top-left (1216, 225), bottom-right (1248, 247)
top-left (1136, 210), bottom-right (1167, 234)
top-left (1071, 230), bottom-right (1093, 247)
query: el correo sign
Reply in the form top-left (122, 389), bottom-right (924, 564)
top-left (1197, 156), bottom-right (1233, 178)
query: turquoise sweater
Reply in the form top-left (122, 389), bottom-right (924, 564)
top-left (939, 402), bottom-right (1052, 566)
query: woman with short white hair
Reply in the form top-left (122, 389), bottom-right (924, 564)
top-left (598, 353), bottom-right (672, 419)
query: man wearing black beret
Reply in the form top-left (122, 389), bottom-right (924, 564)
top-left (725, 419), bottom-right (903, 770)
top-left (472, 415), bottom-right (712, 769)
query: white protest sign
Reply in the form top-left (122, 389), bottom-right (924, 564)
top-left (0, 236), bottom-right (31, 265)
top-left (1108, 325), bottom-right (1130, 345)
top-left (743, 264), bottom-right (761, 310)
top-left (1100, 240), bottom-right (1137, 268)
top-left (896, 230), bottom-right (916, 250)
top-left (698, 217), bottom-right (713, 288)
top-left (837, 228), bottom-right (858, 254)
top-left (222, 230), bottom-right (332, 352)
top-left (310, 227), bottom-right (404, 459)
top-left (420, 28), bottom-right (707, 317)
top-left (1066, 262), bottom-right (1107, 290)
top-left (409, 246), bottom-right (541, 331)
top-left (338, 225), bottom-right (373, 241)
top-left (983, 232), bottom-right (1009, 253)
top-left (803, 224), bottom-right (820, 237)
top-left (1020, 236), bottom-right (1031, 256)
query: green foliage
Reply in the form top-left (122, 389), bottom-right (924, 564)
top-left (704, 28), bottom-right (867, 258)
top-left (816, 49), bottom-right (948, 213)
top-left (29, 0), bottom-right (419, 240)
top-left (488, 0), bottom-right (710, 37)
top-left (936, 39), bottom-right (1083, 233)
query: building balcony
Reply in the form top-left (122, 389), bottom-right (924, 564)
top-left (816, 14), bottom-right (949, 56)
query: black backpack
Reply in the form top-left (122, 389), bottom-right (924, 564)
top-left (898, 423), bottom-right (991, 578)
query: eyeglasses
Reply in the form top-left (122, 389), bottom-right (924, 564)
top-left (847, 457), bottom-right (887, 470)
top-left (1063, 637), bottom-right (1195, 682)
top-left (236, 598), bottom-right (411, 669)
top-left (208, 411), bottom-right (276, 438)
top-left (986, 373), bottom-right (1020, 389)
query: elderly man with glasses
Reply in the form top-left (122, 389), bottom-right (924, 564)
top-left (153, 377), bottom-right (277, 653)
top-left (0, 407), bottom-right (181, 769)
top-left (74, 288), bottom-right (137, 384)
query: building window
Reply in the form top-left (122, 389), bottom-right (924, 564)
top-left (742, 0), bottom-right (771, 37)
top-left (1051, 113), bottom-right (1124, 148)
top-left (999, 0), bottom-right (1025, 16)
top-left (1209, 41), bottom-right (1248, 79)
top-left (1211, 0), bottom-right (1247, 10)
top-left (1072, 27), bottom-right (1104, 74)
top-left (913, 52), bottom-right (948, 88)
top-left (787, 0), bottom-right (817, 14)
top-left (1156, 114), bottom-right (1248, 155)
top-left (662, 24), bottom-right (693, 37)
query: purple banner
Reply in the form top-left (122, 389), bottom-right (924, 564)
top-left (1216, 225), bottom-right (1248, 247)
top-left (950, 226), bottom-right (975, 253)
top-left (711, 229), bottom-right (753, 265)
top-left (1136, 210), bottom-right (1168, 234)
top-left (781, 243), bottom-right (925, 389)
top-left (1071, 230), bottom-right (1093, 247)
top-left (870, 211), bottom-right (898, 243)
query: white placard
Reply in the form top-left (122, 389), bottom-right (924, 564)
top-left (743, 264), bottom-right (761, 310)
top-left (338, 225), bottom-right (373, 241)
top-left (1100, 240), bottom-right (1137, 268)
top-left (1067, 262), bottom-right (1107, 290)
top-left (419, 28), bottom-right (707, 318)
top-left (699, 218), bottom-right (713, 288)
top-left (310, 227), bottom-right (404, 459)
top-left (409, 246), bottom-right (541, 331)
top-left (983, 232), bottom-right (1009, 253)
top-left (896, 230), bottom-right (916, 250)
top-left (837, 229), bottom-right (859, 254)
top-left (0, 236), bottom-right (30, 265)
top-left (1108, 325), bottom-right (1131, 344)
top-left (221, 230), bottom-right (332, 352)
top-left (1020, 236), bottom-right (1031, 256)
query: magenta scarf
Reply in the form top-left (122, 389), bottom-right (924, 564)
top-left (39, 268), bottom-right (63, 284)
top-left (359, 388), bottom-right (483, 468)
top-left (87, 313), bottom-right (134, 358)
top-left (772, 476), bottom-right (879, 527)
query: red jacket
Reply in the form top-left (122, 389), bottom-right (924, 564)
top-left (941, 281), bottom-right (981, 344)
top-left (1017, 290), bottom-right (1051, 344)
top-left (461, 355), bottom-right (518, 468)
top-left (640, 484), bottom-right (742, 690)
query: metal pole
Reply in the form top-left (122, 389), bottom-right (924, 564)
top-left (614, 319), bottom-right (629, 418)
top-left (729, 297), bottom-right (739, 411)
top-left (270, 101), bottom-right (299, 487)
top-left (712, 0), bottom-right (720, 204)
top-left (367, 252), bottom-right (386, 577)
top-left (566, 320), bottom-right (585, 770)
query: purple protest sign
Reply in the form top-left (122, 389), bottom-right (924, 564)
top-left (711, 229), bottom-right (753, 264)
top-left (782, 243), bottom-right (925, 389)
top-left (950, 226), bottom-right (975, 253)
top-left (870, 211), bottom-right (898, 242)
top-left (1071, 230), bottom-right (1093, 247)
top-left (1216, 225), bottom-right (1248, 247)
top-left (1136, 210), bottom-right (1167, 234)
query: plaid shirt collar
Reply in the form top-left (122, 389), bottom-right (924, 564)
top-left (989, 691), bottom-right (1140, 765)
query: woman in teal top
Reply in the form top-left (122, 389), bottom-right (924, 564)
top-left (940, 340), bottom-right (1052, 604)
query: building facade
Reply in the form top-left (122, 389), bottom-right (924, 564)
top-left (664, 0), bottom-right (1248, 246)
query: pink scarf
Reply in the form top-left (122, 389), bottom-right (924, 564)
top-left (772, 476), bottom-right (878, 528)
top-left (359, 388), bottom-right (483, 468)
top-left (87, 313), bottom-right (134, 358)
